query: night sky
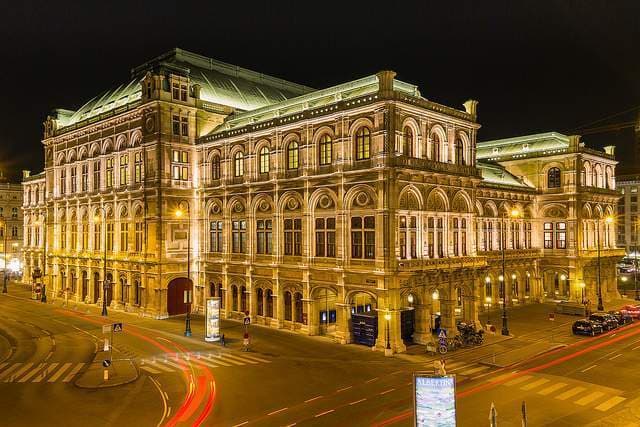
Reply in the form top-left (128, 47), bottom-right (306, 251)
top-left (1, 1), bottom-right (639, 181)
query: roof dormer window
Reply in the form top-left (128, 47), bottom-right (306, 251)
top-left (172, 82), bottom-right (188, 102)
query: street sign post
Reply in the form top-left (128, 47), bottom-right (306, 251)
top-left (243, 316), bottom-right (251, 325)
top-left (102, 359), bottom-right (111, 368)
top-left (112, 322), bottom-right (123, 333)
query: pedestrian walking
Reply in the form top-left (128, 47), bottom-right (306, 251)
top-left (221, 334), bottom-right (226, 347)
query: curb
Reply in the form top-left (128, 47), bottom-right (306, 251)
top-left (75, 359), bottom-right (139, 389)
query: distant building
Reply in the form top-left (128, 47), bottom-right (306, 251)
top-left (22, 48), bottom-right (623, 353)
top-left (0, 170), bottom-right (24, 273)
top-left (615, 173), bottom-right (640, 254)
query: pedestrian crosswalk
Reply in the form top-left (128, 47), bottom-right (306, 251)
top-left (0, 361), bottom-right (85, 384)
top-left (139, 351), bottom-right (271, 375)
top-left (500, 374), bottom-right (626, 412)
top-left (445, 361), bottom-right (492, 377)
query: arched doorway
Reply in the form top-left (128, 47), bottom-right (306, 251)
top-left (348, 291), bottom-right (377, 346)
top-left (314, 288), bottom-right (337, 336)
top-left (167, 277), bottom-right (192, 316)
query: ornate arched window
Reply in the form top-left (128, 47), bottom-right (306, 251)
top-left (284, 291), bottom-right (292, 321)
top-left (319, 134), bottom-right (332, 166)
top-left (295, 292), bottom-right (303, 323)
top-left (211, 155), bottom-right (220, 180)
top-left (455, 138), bottom-right (464, 165)
top-left (355, 127), bottom-right (371, 160)
top-left (287, 141), bottom-right (299, 170)
top-left (547, 167), bottom-right (561, 188)
top-left (257, 288), bottom-right (264, 316)
top-left (432, 133), bottom-right (440, 161)
top-left (403, 126), bottom-right (413, 157)
top-left (234, 152), bottom-right (244, 177)
top-left (259, 147), bottom-right (270, 174)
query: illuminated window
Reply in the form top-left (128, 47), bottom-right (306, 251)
top-left (106, 158), bottom-right (114, 188)
top-left (81, 164), bottom-right (88, 191)
top-left (351, 216), bottom-right (375, 259)
top-left (134, 152), bottom-right (143, 183)
top-left (120, 155), bottom-right (129, 186)
top-left (355, 127), bottom-right (371, 160)
top-left (287, 142), bottom-right (299, 170)
top-left (399, 216), bottom-right (417, 259)
top-left (547, 167), bottom-right (561, 188)
top-left (234, 152), bottom-right (244, 177)
top-left (171, 150), bottom-right (189, 181)
top-left (70, 167), bottom-right (77, 193)
top-left (319, 135), bottom-right (332, 165)
top-left (259, 147), bottom-right (270, 174)
top-left (93, 161), bottom-right (101, 191)
top-left (120, 222), bottom-right (129, 252)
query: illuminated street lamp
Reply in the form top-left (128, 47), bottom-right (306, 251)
top-left (485, 296), bottom-right (492, 324)
top-left (384, 311), bottom-right (391, 352)
top-left (1, 218), bottom-right (7, 294)
top-left (634, 220), bottom-right (640, 300)
top-left (596, 215), bottom-right (614, 311)
top-left (500, 208), bottom-right (520, 336)
top-left (94, 207), bottom-right (109, 316)
top-left (175, 201), bottom-right (192, 337)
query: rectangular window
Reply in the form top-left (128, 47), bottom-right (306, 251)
top-left (488, 222), bottom-right (493, 251)
top-left (351, 216), bottom-right (375, 259)
top-left (284, 218), bottom-right (302, 256)
top-left (135, 221), bottom-right (144, 253)
top-left (94, 223), bottom-right (101, 251)
top-left (93, 161), bottom-right (101, 191)
top-left (209, 221), bottom-right (223, 253)
top-left (120, 155), bottom-right (129, 186)
top-left (453, 218), bottom-right (459, 256)
top-left (256, 219), bottom-right (273, 254)
top-left (544, 222), bottom-right (553, 249)
top-left (106, 158), bottom-right (114, 188)
top-left (171, 150), bottom-right (189, 181)
top-left (461, 218), bottom-right (467, 256)
top-left (181, 117), bottom-right (188, 137)
top-left (60, 224), bottom-right (66, 250)
top-left (81, 164), bottom-right (88, 192)
top-left (82, 224), bottom-right (88, 250)
top-left (120, 222), bottom-right (129, 252)
top-left (232, 220), bottom-right (246, 253)
top-left (60, 169), bottom-right (66, 194)
top-left (525, 222), bottom-right (532, 249)
top-left (172, 115), bottom-right (180, 135)
top-left (172, 83), bottom-right (180, 100)
top-left (427, 217), bottom-right (434, 258)
top-left (71, 224), bottom-right (77, 250)
top-left (180, 84), bottom-right (188, 101)
top-left (70, 167), bottom-right (77, 193)
top-left (316, 217), bottom-right (336, 257)
top-left (134, 152), bottom-right (143, 183)
top-left (437, 218), bottom-right (444, 258)
top-left (556, 222), bottom-right (567, 249)
top-left (106, 223), bottom-right (114, 251)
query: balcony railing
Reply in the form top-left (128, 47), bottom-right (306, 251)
top-left (391, 156), bottom-right (480, 177)
top-left (477, 248), bottom-right (541, 260)
top-left (397, 256), bottom-right (487, 271)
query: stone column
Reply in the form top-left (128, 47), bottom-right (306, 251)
top-left (335, 303), bottom-right (351, 344)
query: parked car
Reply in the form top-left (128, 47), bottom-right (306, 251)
top-left (572, 319), bottom-right (604, 336)
top-left (620, 305), bottom-right (640, 319)
top-left (608, 310), bottom-right (633, 325)
top-left (589, 313), bottom-right (619, 331)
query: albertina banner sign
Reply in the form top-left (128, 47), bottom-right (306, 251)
top-left (205, 297), bottom-right (221, 342)
top-left (414, 374), bottom-right (457, 427)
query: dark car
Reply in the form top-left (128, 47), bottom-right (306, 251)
top-left (572, 320), bottom-right (604, 336)
top-left (589, 313), bottom-right (619, 331)
top-left (608, 310), bottom-right (633, 326)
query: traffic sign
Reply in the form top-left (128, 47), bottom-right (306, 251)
top-left (112, 322), bottom-right (123, 333)
top-left (243, 316), bottom-right (251, 325)
top-left (438, 329), bottom-right (447, 339)
top-left (102, 359), bottom-right (111, 368)
top-left (548, 313), bottom-right (555, 321)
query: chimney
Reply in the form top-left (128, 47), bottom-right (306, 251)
top-left (22, 170), bottom-right (31, 180)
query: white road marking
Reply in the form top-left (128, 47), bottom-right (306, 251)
top-left (460, 366), bottom-right (490, 376)
top-left (62, 363), bottom-right (84, 382)
top-left (231, 422), bottom-right (248, 427)
top-left (206, 355), bottom-right (233, 367)
top-left (595, 396), bottom-right (626, 411)
top-left (149, 361), bottom-right (176, 373)
top-left (222, 353), bottom-right (258, 365)
top-left (365, 377), bottom-right (379, 383)
top-left (237, 354), bottom-right (271, 363)
top-left (216, 354), bottom-right (246, 366)
top-left (521, 378), bottom-right (550, 391)
top-left (336, 385), bottom-right (352, 393)
top-left (0, 363), bottom-right (22, 380)
top-left (575, 391), bottom-right (605, 406)
top-left (149, 377), bottom-right (168, 427)
top-left (538, 382), bottom-right (568, 396)
top-left (141, 366), bottom-right (163, 375)
top-left (304, 395), bottom-right (323, 403)
top-left (18, 363), bottom-right (47, 382)
top-left (632, 346), bottom-right (640, 351)
top-left (33, 362), bottom-right (58, 382)
top-left (609, 354), bottom-right (623, 360)
top-left (349, 398), bottom-right (367, 405)
top-left (314, 409), bottom-right (334, 418)
top-left (556, 386), bottom-right (586, 401)
top-left (505, 375), bottom-right (533, 386)
top-left (159, 359), bottom-right (184, 370)
top-left (580, 365), bottom-right (597, 373)
top-left (0, 363), bottom-right (8, 372)
top-left (193, 358), bottom-right (223, 369)
top-left (379, 388), bottom-right (396, 395)
top-left (47, 362), bottom-right (73, 382)
top-left (6, 363), bottom-right (33, 382)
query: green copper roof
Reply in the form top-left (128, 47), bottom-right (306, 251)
top-left (57, 48), bottom-right (314, 129)
top-left (477, 161), bottom-right (533, 189)
top-left (477, 132), bottom-right (570, 161)
top-left (206, 74), bottom-right (421, 136)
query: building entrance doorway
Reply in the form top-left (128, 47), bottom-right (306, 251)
top-left (167, 277), bottom-right (192, 316)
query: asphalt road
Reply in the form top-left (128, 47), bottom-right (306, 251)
top-left (2, 282), bottom-right (639, 426)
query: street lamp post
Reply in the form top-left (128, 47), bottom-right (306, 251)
top-left (579, 281), bottom-right (586, 315)
top-left (39, 211), bottom-right (49, 303)
top-left (95, 208), bottom-right (109, 316)
top-left (596, 215), bottom-right (613, 311)
top-left (635, 222), bottom-right (639, 301)
top-left (175, 201), bottom-right (192, 337)
top-left (500, 208), bottom-right (520, 336)
top-left (384, 311), bottom-right (391, 355)
top-left (2, 218), bottom-right (8, 294)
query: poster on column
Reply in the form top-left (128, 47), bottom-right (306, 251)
top-left (205, 297), bottom-right (221, 342)
top-left (414, 373), bottom-right (457, 427)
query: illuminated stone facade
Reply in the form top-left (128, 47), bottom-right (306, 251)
top-left (22, 49), bottom-right (622, 353)
top-left (0, 173), bottom-right (24, 272)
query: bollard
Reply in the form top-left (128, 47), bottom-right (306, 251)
top-left (103, 369), bottom-right (109, 381)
